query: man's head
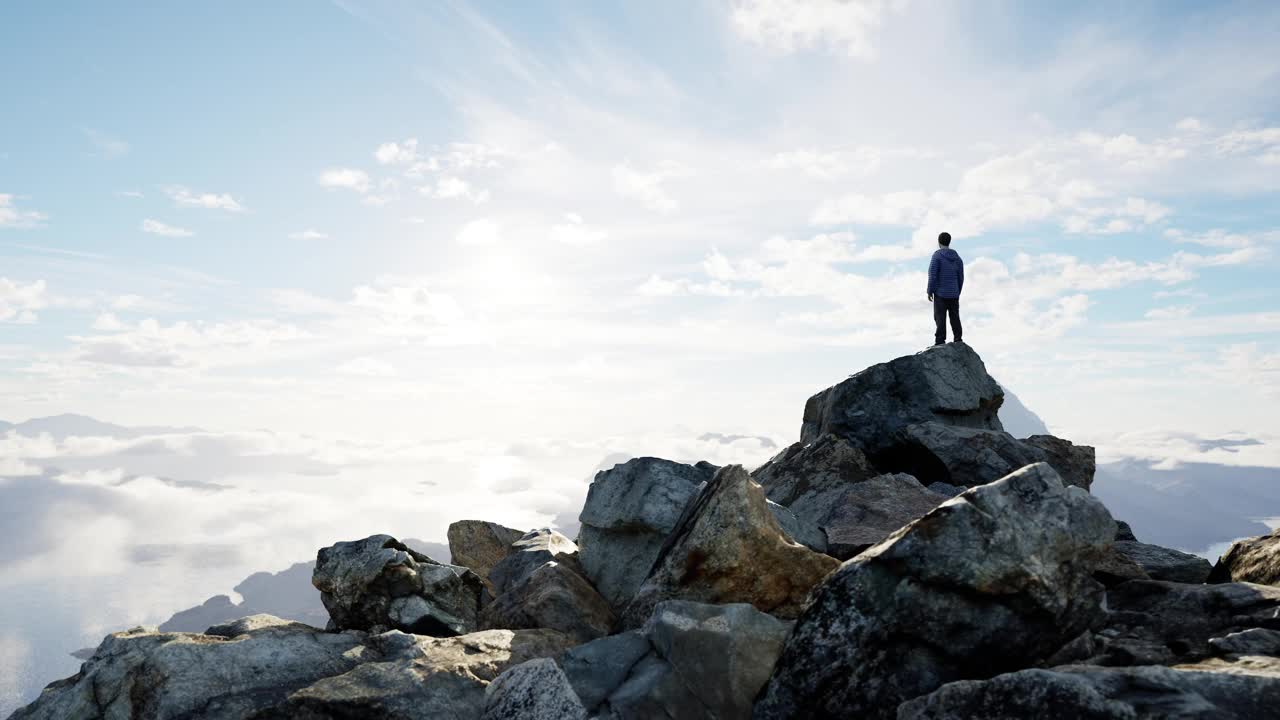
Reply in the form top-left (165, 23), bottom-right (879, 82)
top-left (938, 232), bottom-right (952, 247)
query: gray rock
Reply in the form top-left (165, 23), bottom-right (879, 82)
top-left (1210, 628), bottom-right (1280, 657)
top-left (926, 481), bottom-right (966, 497)
top-left (620, 465), bottom-right (839, 628)
top-left (488, 528), bottom-right (578, 596)
top-left (561, 631), bottom-right (653, 710)
top-left (1083, 580), bottom-right (1280, 666)
top-left (482, 658), bottom-right (586, 720)
top-left (754, 463), bottom-right (1115, 720)
top-left (898, 659), bottom-right (1280, 720)
top-left (577, 457), bottom-right (716, 609)
top-left (1209, 527), bottom-right (1280, 586)
top-left (1116, 520), bottom-right (1138, 542)
top-left (799, 342), bottom-right (1005, 452)
top-left (644, 601), bottom-right (789, 720)
top-left (448, 520), bottom-right (525, 581)
top-left (312, 534), bottom-right (486, 636)
top-left (766, 499), bottom-right (828, 553)
top-left (820, 473), bottom-right (950, 559)
top-left (11, 617), bottom-right (371, 720)
top-left (254, 628), bottom-right (576, 720)
top-left (1092, 547), bottom-right (1152, 587)
top-left (753, 434), bottom-right (880, 514)
top-left (1114, 540), bottom-right (1213, 584)
top-left (879, 422), bottom-right (1046, 488)
top-left (566, 601), bottom-right (789, 720)
top-left (480, 560), bottom-right (615, 644)
top-left (1023, 433), bottom-right (1097, 490)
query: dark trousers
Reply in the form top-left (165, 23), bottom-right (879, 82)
top-left (934, 296), bottom-right (962, 344)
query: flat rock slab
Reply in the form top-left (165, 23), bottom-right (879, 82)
top-left (1114, 540), bottom-right (1213, 584)
top-left (820, 472), bottom-right (950, 560)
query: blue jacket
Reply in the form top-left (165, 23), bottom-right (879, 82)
top-left (927, 247), bottom-right (964, 298)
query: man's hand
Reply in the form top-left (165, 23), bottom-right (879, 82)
top-left (927, 293), bottom-right (934, 302)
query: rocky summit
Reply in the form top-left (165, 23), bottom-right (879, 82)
top-left (14, 342), bottom-right (1280, 720)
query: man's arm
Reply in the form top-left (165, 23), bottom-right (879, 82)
top-left (957, 257), bottom-right (964, 294)
top-left (927, 254), bottom-right (939, 298)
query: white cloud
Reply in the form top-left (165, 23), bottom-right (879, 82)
top-left (115, 190), bottom-right (145, 199)
top-left (92, 313), bottom-right (125, 331)
top-left (0, 194), bottom-right (48, 229)
top-left (731, 0), bottom-right (901, 59)
top-left (1175, 117), bottom-right (1205, 133)
top-left (375, 138), bottom-right (419, 165)
top-left (0, 278), bottom-right (47, 324)
top-left (549, 213), bottom-right (606, 246)
top-left (1213, 126), bottom-right (1280, 163)
top-left (769, 146), bottom-right (882, 180)
top-left (1144, 305), bottom-right (1194, 320)
top-left (612, 161), bottom-right (691, 213)
top-left (317, 168), bottom-right (372, 194)
top-left (1075, 131), bottom-right (1187, 168)
top-left (336, 357), bottom-right (397, 377)
top-left (73, 317), bottom-right (311, 368)
top-left (456, 218), bottom-right (502, 246)
top-left (163, 186), bottom-right (244, 212)
top-left (288, 229), bottom-right (329, 240)
top-left (419, 176), bottom-right (490, 204)
top-left (140, 219), bottom-right (194, 238)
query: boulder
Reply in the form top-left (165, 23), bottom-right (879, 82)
top-left (482, 658), bottom-right (587, 720)
top-left (799, 342), bottom-right (1004, 453)
top-left (480, 560), bottom-right (615, 644)
top-left (1210, 627), bottom-right (1280, 657)
top-left (448, 520), bottom-right (525, 580)
top-left (898, 659), bottom-right (1280, 720)
top-left (1080, 580), bottom-right (1280, 666)
top-left (819, 473), bottom-right (950, 559)
top-left (876, 422), bottom-right (1045, 488)
top-left (1022, 434), bottom-right (1096, 490)
top-left (487, 528), bottom-right (578, 596)
top-left (254, 628), bottom-right (575, 719)
top-left (1209, 527), bottom-right (1280, 586)
top-left (1114, 540), bottom-right (1213, 584)
top-left (754, 463), bottom-right (1115, 720)
top-left (620, 465), bottom-right (839, 628)
top-left (752, 434), bottom-right (880, 514)
top-left (561, 601), bottom-right (790, 720)
top-left (1092, 547), bottom-right (1151, 587)
top-left (11, 617), bottom-right (370, 720)
top-left (312, 534), bottom-right (486, 636)
top-left (1116, 520), bottom-right (1138, 542)
top-left (765, 499), bottom-right (827, 553)
top-left (577, 457), bottom-right (716, 609)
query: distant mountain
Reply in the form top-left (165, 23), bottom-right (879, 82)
top-left (0, 413), bottom-right (202, 440)
top-left (997, 386), bottom-right (1051, 438)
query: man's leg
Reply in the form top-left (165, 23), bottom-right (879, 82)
top-left (933, 297), bottom-right (947, 344)
top-left (948, 298), bottom-right (962, 342)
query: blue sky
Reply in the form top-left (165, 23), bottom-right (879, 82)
top-left (2, 2), bottom-right (1280, 711)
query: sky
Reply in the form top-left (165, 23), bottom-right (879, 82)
top-left (1, 0), bottom-right (1280, 711)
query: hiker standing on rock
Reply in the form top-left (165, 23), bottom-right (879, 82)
top-left (927, 232), bottom-right (964, 346)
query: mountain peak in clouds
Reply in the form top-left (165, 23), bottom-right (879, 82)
top-left (3, 413), bottom-right (203, 440)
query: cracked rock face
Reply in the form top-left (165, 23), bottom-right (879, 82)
top-left (754, 463), bottom-right (1115, 720)
top-left (312, 534), bottom-right (487, 636)
top-left (620, 465), bottom-right (839, 628)
top-left (480, 560), bottom-right (615, 644)
top-left (577, 457), bottom-right (716, 610)
top-left (487, 528), bottom-right (578, 596)
top-left (447, 520), bottom-right (526, 581)
top-left (800, 342), bottom-right (1005, 453)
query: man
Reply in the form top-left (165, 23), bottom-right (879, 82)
top-left (926, 232), bottom-right (963, 346)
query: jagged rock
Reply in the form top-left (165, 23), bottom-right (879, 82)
top-left (766, 499), bottom-right (827, 553)
top-left (1022, 433), bottom-right (1096, 490)
top-left (819, 473), bottom-right (950, 559)
top-left (926, 481), bottom-right (966, 497)
top-left (254, 629), bottom-right (575, 719)
top-left (577, 457), bottom-right (716, 609)
top-left (620, 465), bottom-right (839, 628)
top-left (753, 434), bottom-right (880, 514)
top-left (877, 422), bottom-right (1045, 487)
top-left (448, 520), bottom-right (525, 580)
top-left (1116, 520), bottom-right (1138, 542)
top-left (1209, 527), bottom-right (1280, 586)
top-left (799, 342), bottom-right (1005, 453)
top-left (205, 613), bottom-right (300, 638)
top-left (898, 659), bottom-right (1280, 719)
top-left (1114, 540), bottom-right (1213, 584)
top-left (1210, 628), bottom-right (1280, 657)
top-left (482, 658), bottom-right (587, 720)
top-left (561, 631), bottom-right (653, 710)
top-left (487, 528), bottom-right (577, 596)
top-left (562, 601), bottom-right (789, 720)
top-left (754, 463), bottom-right (1114, 720)
top-left (312, 534), bottom-right (486, 636)
top-left (1093, 547), bottom-right (1151, 587)
top-left (1081, 580), bottom-right (1280, 666)
top-left (480, 560), bottom-right (615, 644)
top-left (11, 617), bottom-right (370, 720)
